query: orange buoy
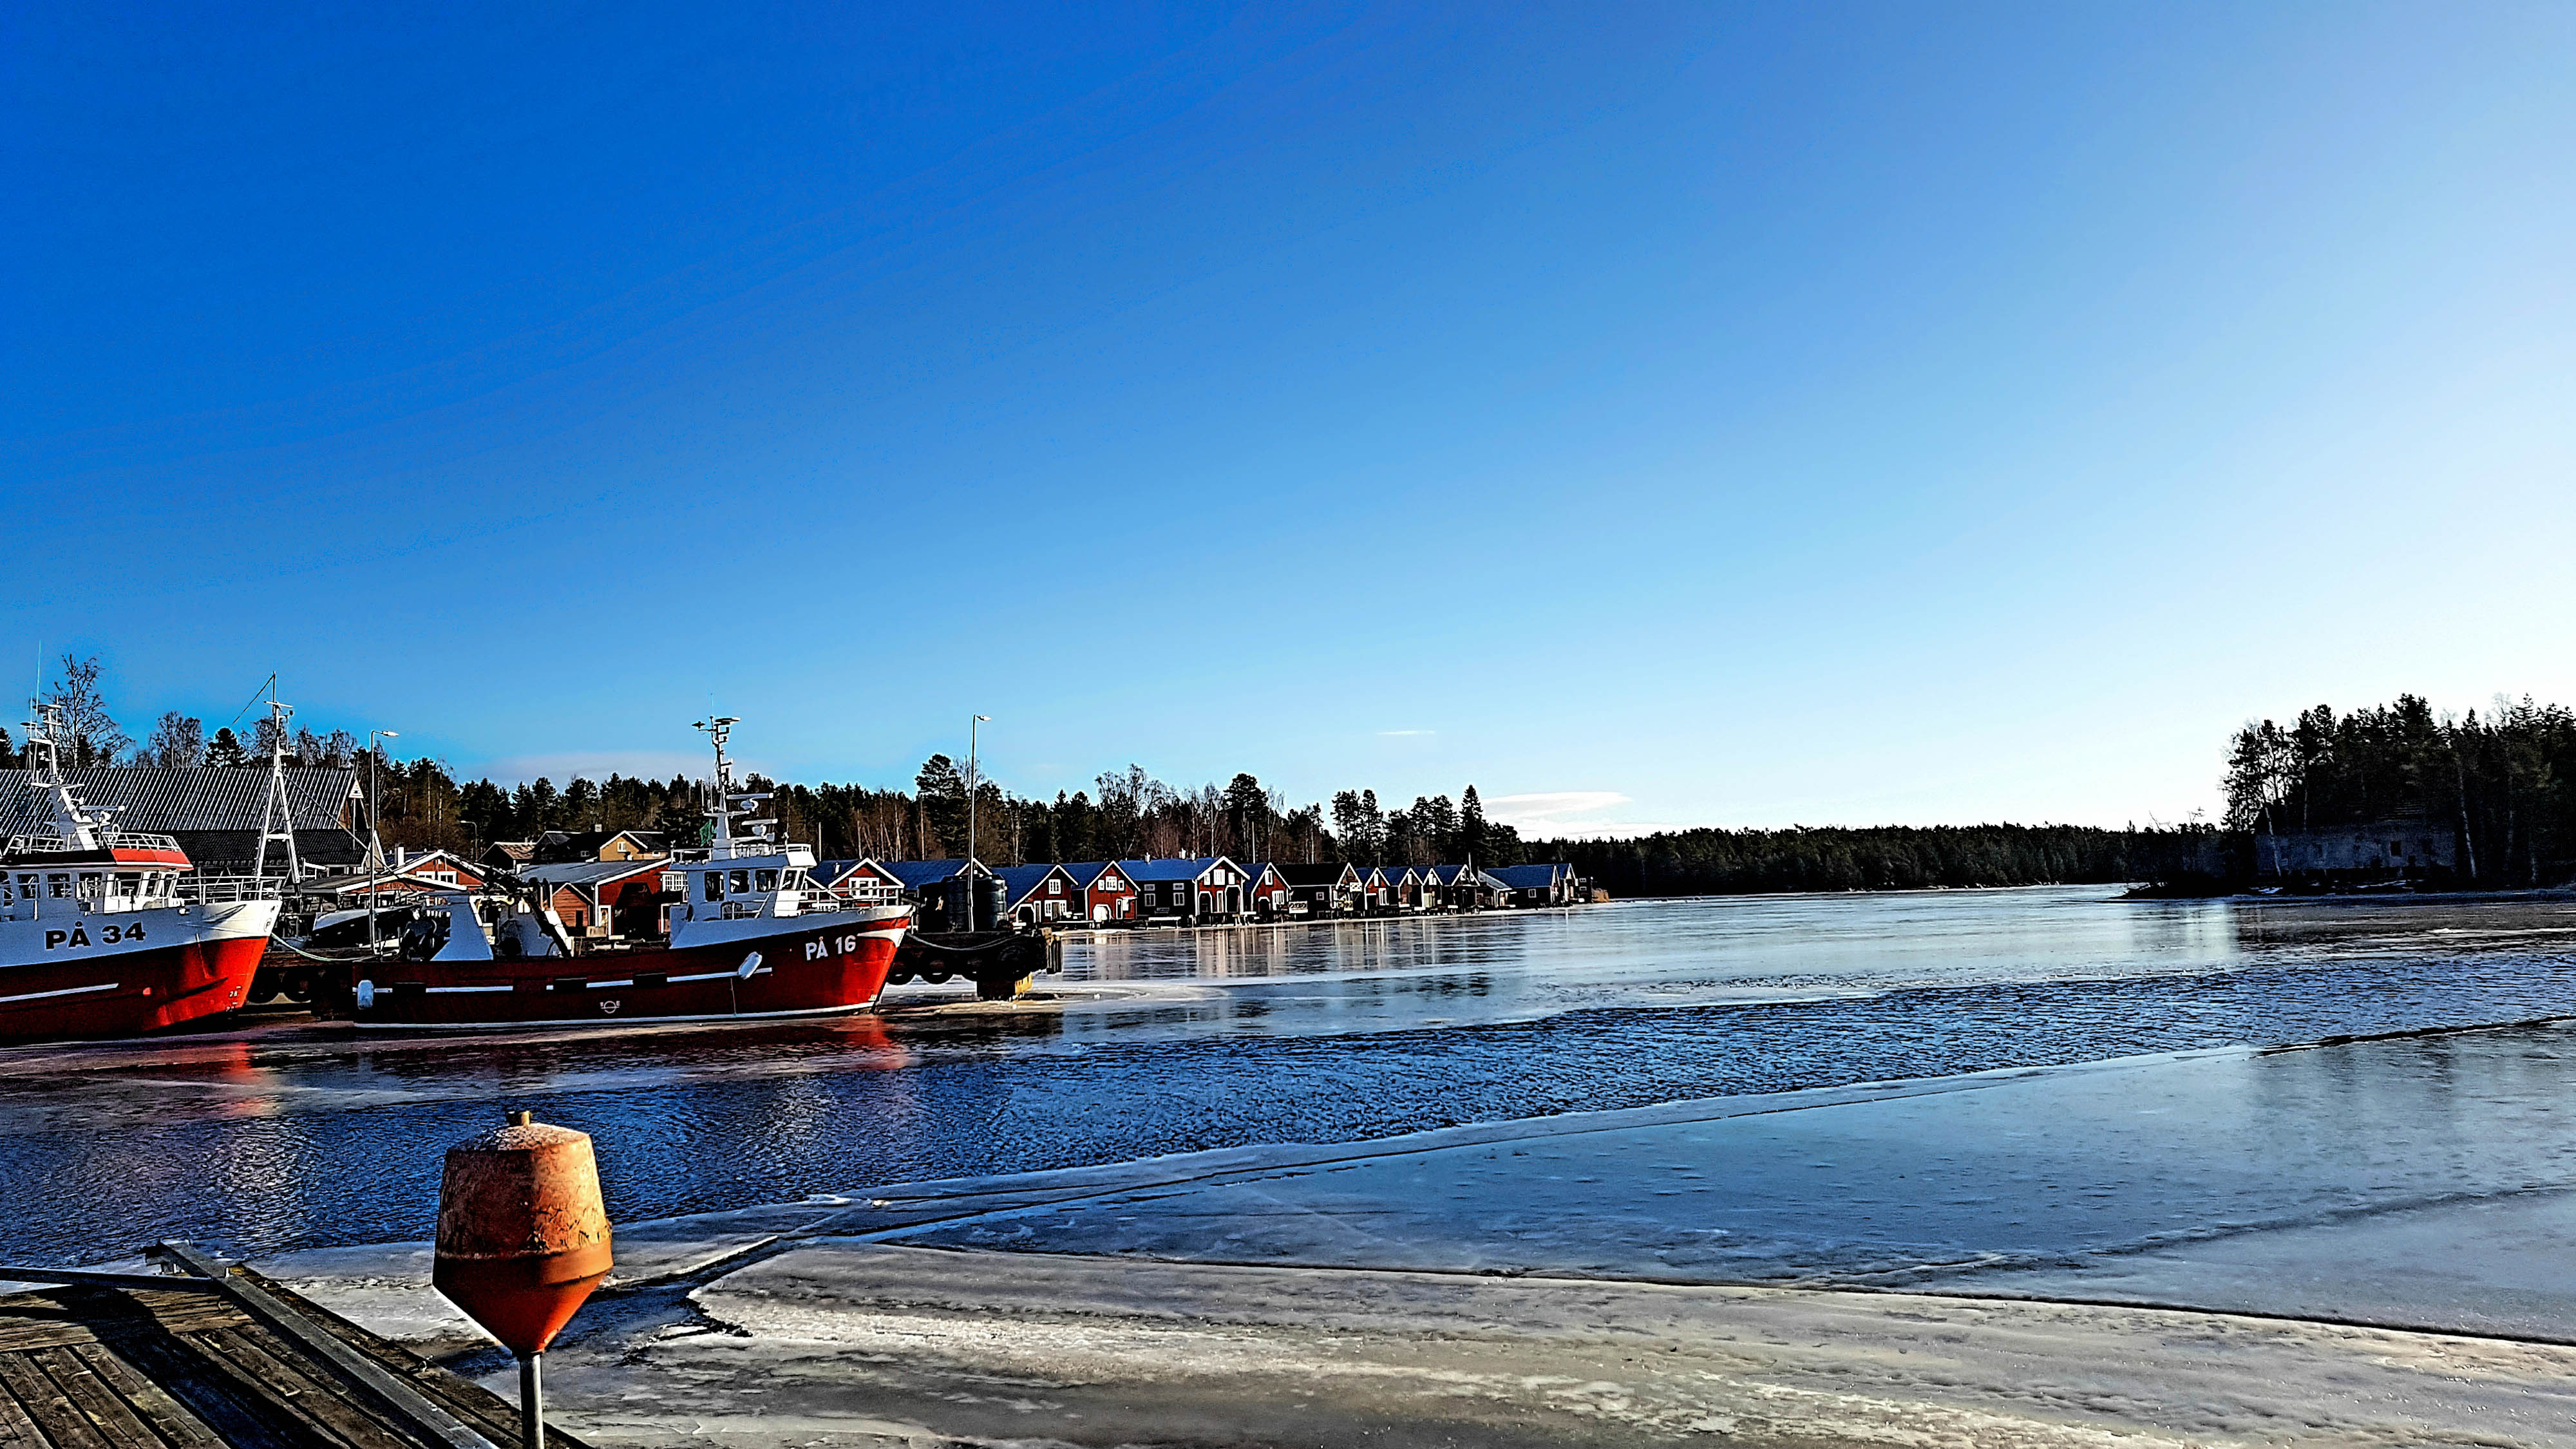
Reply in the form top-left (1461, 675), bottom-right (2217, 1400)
top-left (432, 1111), bottom-right (613, 1357)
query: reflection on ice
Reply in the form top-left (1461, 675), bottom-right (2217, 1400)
top-left (5, 887), bottom-right (2576, 1266)
top-left (877, 1025), bottom-right (2576, 1337)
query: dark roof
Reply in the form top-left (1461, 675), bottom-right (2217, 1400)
top-left (810, 859), bottom-right (881, 889)
top-left (301, 852), bottom-right (491, 894)
top-left (1274, 863), bottom-right (1355, 887)
top-left (1118, 857), bottom-right (1237, 883)
top-left (877, 858), bottom-right (987, 888)
top-left (993, 863), bottom-right (1077, 904)
top-left (533, 828), bottom-right (669, 864)
top-left (484, 841), bottom-right (536, 864)
top-left (357, 849), bottom-right (486, 883)
top-left (522, 859), bottom-right (670, 887)
top-left (0, 766), bottom-right (355, 835)
top-left (159, 829), bottom-right (364, 875)
top-left (1060, 860), bottom-right (1131, 889)
top-left (1486, 864), bottom-right (1568, 889)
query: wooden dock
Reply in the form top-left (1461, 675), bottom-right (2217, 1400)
top-left (0, 1264), bottom-right (576, 1449)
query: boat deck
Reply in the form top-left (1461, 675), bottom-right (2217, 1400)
top-left (0, 1270), bottom-right (574, 1449)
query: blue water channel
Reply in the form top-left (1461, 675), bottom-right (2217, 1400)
top-left (4, 886), bottom-right (2573, 1265)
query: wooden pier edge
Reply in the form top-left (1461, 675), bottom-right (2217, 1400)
top-left (0, 1263), bottom-right (586, 1449)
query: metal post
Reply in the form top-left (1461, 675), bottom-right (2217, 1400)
top-left (519, 1352), bottom-right (544, 1449)
top-left (967, 715), bottom-right (989, 867)
top-left (366, 728), bottom-right (397, 955)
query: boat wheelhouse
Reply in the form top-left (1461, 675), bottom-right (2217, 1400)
top-left (0, 705), bottom-right (278, 1039)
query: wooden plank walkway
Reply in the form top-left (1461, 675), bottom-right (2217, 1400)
top-left (0, 1273), bottom-right (582, 1449)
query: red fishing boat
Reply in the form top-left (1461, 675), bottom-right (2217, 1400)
top-left (348, 717), bottom-right (911, 1028)
top-left (0, 705), bottom-right (279, 1041)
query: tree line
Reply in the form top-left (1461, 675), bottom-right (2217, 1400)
top-left (29, 654), bottom-right (2558, 890)
top-left (325, 756), bottom-right (1537, 871)
top-left (2223, 693), bottom-right (2576, 887)
top-left (0, 654), bottom-right (1533, 869)
top-left (0, 655), bottom-right (354, 770)
top-left (1523, 823), bottom-right (2221, 896)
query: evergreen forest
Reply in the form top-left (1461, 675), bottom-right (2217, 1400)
top-left (8, 654), bottom-right (2568, 891)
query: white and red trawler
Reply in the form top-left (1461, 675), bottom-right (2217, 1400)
top-left (0, 706), bottom-right (279, 1040)
top-left (348, 717), bottom-right (912, 1028)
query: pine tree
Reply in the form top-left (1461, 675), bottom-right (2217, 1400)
top-left (915, 755), bottom-right (967, 858)
top-left (205, 727), bottom-right (249, 767)
top-left (1457, 785), bottom-right (1489, 862)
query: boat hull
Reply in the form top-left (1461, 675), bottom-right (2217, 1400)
top-left (0, 901), bottom-right (279, 1041)
top-left (350, 907), bottom-right (911, 1028)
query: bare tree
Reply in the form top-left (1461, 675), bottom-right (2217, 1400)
top-left (44, 654), bottom-right (131, 766)
top-left (144, 712), bottom-right (205, 768)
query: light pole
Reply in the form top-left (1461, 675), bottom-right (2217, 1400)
top-left (366, 728), bottom-right (399, 954)
top-left (965, 715), bottom-right (990, 866)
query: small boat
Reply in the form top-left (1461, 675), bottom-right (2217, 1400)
top-left (348, 717), bottom-right (911, 1028)
top-left (0, 706), bottom-right (279, 1040)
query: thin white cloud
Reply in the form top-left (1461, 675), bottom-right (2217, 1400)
top-left (1486, 790), bottom-right (1674, 840)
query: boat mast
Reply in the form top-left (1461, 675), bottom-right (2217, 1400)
top-left (251, 697), bottom-right (303, 883)
top-left (17, 703), bottom-right (102, 851)
top-left (695, 716), bottom-right (741, 856)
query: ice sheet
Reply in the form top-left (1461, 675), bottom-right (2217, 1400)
top-left (851, 1025), bottom-right (2576, 1336)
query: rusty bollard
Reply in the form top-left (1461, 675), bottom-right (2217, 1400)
top-left (432, 1111), bottom-right (612, 1449)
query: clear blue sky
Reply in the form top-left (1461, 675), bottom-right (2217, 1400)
top-left (10, 3), bottom-right (2571, 834)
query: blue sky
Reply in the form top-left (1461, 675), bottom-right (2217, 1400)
top-left (9, 2), bottom-right (2571, 834)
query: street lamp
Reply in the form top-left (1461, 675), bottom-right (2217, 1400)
top-left (366, 728), bottom-right (399, 954)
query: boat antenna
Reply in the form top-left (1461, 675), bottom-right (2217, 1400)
top-left (694, 716), bottom-right (741, 854)
top-left (224, 673), bottom-right (279, 732)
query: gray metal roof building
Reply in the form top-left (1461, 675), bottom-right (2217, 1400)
top-left (0, 766), bottom-right (362, 874)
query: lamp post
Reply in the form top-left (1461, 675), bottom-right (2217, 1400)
top-left (965, 715), bottom-right (990, 867)
top-left (964, 716), bottom-right (990, 934)
top-left (366, 729), bottom-right (399, 954)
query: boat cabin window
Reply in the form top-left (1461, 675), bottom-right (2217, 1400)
top-left (755, 869), bottom-right (779, 893)
top-left (729, 869), bottom-right (750, 895)
top-left (703, 871), bottom-right (723, 901)
top-left (116, 873), bottom-right (141, 896)
top-left (76, 873), bottom-right (102, 900)
top-left (48, 874), bottom-right (71, 899)
top-left (15, 875), bottom-right (33, 899)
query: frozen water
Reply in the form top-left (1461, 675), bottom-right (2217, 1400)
top-left (5, 887), bottom-right (2575, 1268)
top-left (845, 1025), bottom-right (2576, 1334)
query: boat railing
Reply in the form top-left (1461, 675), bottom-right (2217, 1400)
top-left (4, 829), bottom-right (187, 855)
top-left (178, 875), bottom-right (290, 904)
